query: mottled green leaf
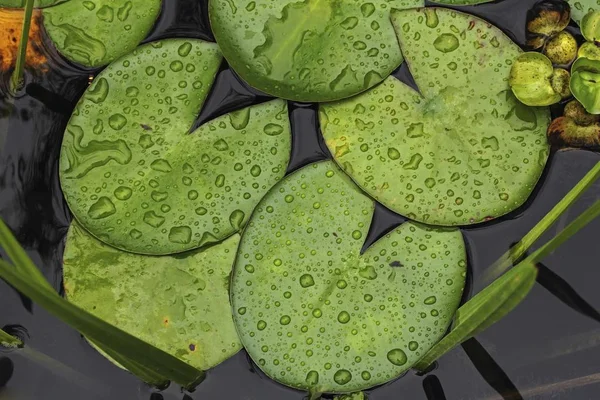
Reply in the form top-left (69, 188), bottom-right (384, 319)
top-left (568, 0), bottom-right (600, 25)
top-left (42, 0), bottom-right (161, 67)
top-left (320, 8), bottom-right (550, 226)
top-left (0, 0), bottom-right (67, 7)
top-left (63, 221), bottom-right (242, 371)
top-left (0, 219), bottom-right (204, 389)
top-left (231, 161), bottom-right (466, 393)
top-left (509, 52), bottom-right (562, 106)
top-left (59, 39), bottom-right (291, 255)
top-left (571, 57), bottom-right (600, 114)
top-left (209, 0), bottom-right (423, 102)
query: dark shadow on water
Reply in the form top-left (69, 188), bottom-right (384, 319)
top-left (423, 375), bottom-right (447, 400)
top-left (0, 357), bottom-right (14, 388)
top-left (461, 338), bottom-right (523, 400)
top-left (537, 263), bottom-right (600, 324)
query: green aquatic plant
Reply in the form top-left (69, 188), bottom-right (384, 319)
top-left (568, 0), bottom-right (600, 24)
top-left (548, 103), bottom-right (600, 148)
top-left (0, 328), bottom-right (22, 348)
top-left (59, 39), bottom-right (291, 255)
top-left (526, 0), bottom-right (571, 49)
top-left (321, 8), bottom-right (549, 226)
top-left (570, 57), bottom-right (600, 114)
top-left (578, 41), bottom-right (600, 60)
top-left (509, 52), bottom-right (565, 106)
top-left (231, 161), bottom-right (467, 393)
top-left (63, 221), bottom-right (242, 371)
top-left (543, 31), bottom-right (578, 65)
top-left (42, 0), bottom-right (162, 67)
top-left (209, 0), bottom-right (424, 102)
top-left (581, 9), bottom-right (600, 41)
top-left (0, 219), bottom-right (205, 389)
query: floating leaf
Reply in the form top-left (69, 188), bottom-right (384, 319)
top-left (414, 261), bottom-right (538, 371)
top-left (0, 0), bottom-right (67, 7)
top-left (0, 219), bottom-right (204, 389)
top-left (231, 161), bottom-right (466, 393)
top-left (63, 221), bottom-right (242, 371)
top-left (509, 52), bottom-right (564, 106)
top-left (568, 0), bottom-right (599, 25)
top-left (42, 0), bottom-right (162, 67)
top-left (209, 0), bottom-right (423, 102)
top-left (527, 0), bottom-right (571, 49)
top-left (581, 9), bottom-right (600, 41)
top-left (578, 41), bottom-right (600, 60)
top-left (543, 31), bottom-right (578, 65)
top-left (570, 57), bottom-right (600, 114)
top-left (59, 39), bottom-right (291, 255)
top-left (548, 116), bottom-right (600, 148)
top-left (320, 8), bottom-right (550, 226)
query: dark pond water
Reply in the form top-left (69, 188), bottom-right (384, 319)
top-left (1, 0), bottom-right (599, 399)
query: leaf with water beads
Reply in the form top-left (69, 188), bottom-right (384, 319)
top-left (567, 0), bottom-right (600, 25)
top-left (231, 161), bottom-right (467, 393)
top-left (59, 39), bottom-right (292, 255)
top-left (63, 221), bottom-right (242, 371)
top-left (209, 0), bottom-right (424, 102)
top-left (320, 8), bottom-right (550, 226)
top-left (42, 0), bottom-right (162, 67)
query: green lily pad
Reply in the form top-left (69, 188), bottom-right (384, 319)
top-left (570, 57), bottom-right (600, 114)
top-left (509, 52), bottom-right (563, 106)
top-left (319, 8), bottom-right (550, 226)
top-left (0, 0), bottom-right (67, 7)
top-left (231, 161), bottom-right (467, 393)
top-left (63, 221), bottom-right (242, 371)
top-left (209, 0), bottom-right (423, 102)
top-left (42, 0), bottom-right (162, 67)
top-left (59, 39), bottom-right (291, 255)
top-left (568, 0), bottom-right (600, 25)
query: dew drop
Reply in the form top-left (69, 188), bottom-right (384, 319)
top-left (114, 186), bottom-right (132, 200)
top-left (333, 369), bottom-right (352, 385)
top-left (387, 348), bottom-right (408, 366)
top-left (300, 274), bottom-right (315, 288)
top-left (88, 197), bottom-right (116, 219)
top-left (168, 226), bottom-right (192, 244)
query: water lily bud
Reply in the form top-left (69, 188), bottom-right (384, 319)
top-left (578, 42), bottom-right (600, 61)
top-left (543, 31), bottom-right (578, 65)
top-left (509, 52), bottom-right (562, 106)
top-left (581, 10), bottom-right (600, 42)
top-left (564, 99), bottom-right (600, 125)
top-left (570, 57), bottom-right (600, 114)
top-left (526, 0), bottom-right (571, 49)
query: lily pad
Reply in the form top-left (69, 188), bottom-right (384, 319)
top-left (320, 8), bottom-right (550, 226)
top-left (568, 0), bottom-right (600, 25)
top-left (0, 0), bottom-right (67, 7)
top-left (42, 0), bottom-right (162, 67)
top-left (570, 57), bottom-right (600, 114)
top-left (231, 161), bottom-right (467, 393)
top-left (63, 221), bottom-right (242, 371)
top-left (59, 39), bottom-right (291, 255)
top-left (209, 0), bottom-right (423, 102)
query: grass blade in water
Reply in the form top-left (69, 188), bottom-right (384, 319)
top-left (10, 0), bottom-right (34, 92)
top-left (0, 328), bottom-right (22, 348)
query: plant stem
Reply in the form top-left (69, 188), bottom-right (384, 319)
top-left (484, 161), bottom-right (600, 284)
top-left (10, 0), bottom-right (36, 93)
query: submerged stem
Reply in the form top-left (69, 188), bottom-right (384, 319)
top-left (10, 0), bottom-right (35, 93)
